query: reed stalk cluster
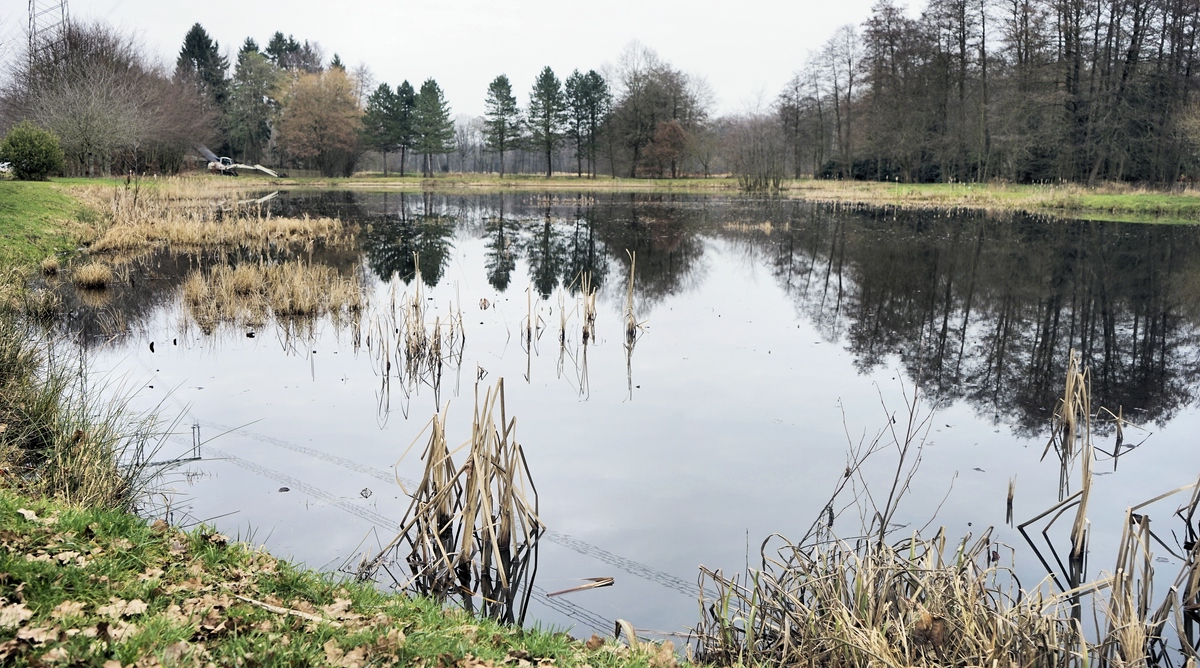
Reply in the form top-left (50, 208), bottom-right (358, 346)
top-left (694, 352), bottom-right (1200, 667)
top-left (362, 379), bottom-right (542, 625)
top-left (181, 261), bottom-right (363, 331)
top-left (75, 179), bottom-right (351, 256)
top-left (364, 256), bottom-right (465, 413)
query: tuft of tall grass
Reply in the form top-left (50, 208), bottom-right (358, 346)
top-left (71, 261), bottom-right (112, 289)
top-left (181, 260), bottom-right (363, 331)
top-left (40, 255), bottom-right (59, 275)
top-left (0, 312), bottom-right (169, 510)
top-left (75, 179), bottom-right (352, 257)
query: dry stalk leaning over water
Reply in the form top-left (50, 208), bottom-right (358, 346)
top-left (362, 379), bottom-right (543, 625)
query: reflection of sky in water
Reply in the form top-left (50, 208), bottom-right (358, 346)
top-left (77, 193), bottom-right (1200, 638)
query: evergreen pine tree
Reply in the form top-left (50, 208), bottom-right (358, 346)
top-left (364, 83), bottom-right (400, 175)
top-left (395, 81), bottom-right (417, 176)
top-left (483, 75), bottom-right (522, 177)
top-left (527, 67), bottom-right (566, 178)
top-left (413, 78), bottom-right (454, 177)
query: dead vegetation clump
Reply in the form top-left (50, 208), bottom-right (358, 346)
top-left (74, 179), bottom-right (352, 257)
top-left (182, 261), bottom-right (363, 331)
top-left (71, 262), bottom-right (113, 290)
top-left (363, 256), bottom-right (465, 413)
top-left (694, 353), bottom-right (1200, 668)
top-left (361, 379), bottom-right (543, 626)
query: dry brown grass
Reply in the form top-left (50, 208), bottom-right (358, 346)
top-left (73, 178), bottom-right (353, 256)
top-left (40, 255), bottom-right (59, 276)
top-left (182, 261), bottom-right (363, 331)
top-left (71, 262), bottom-right (112, 289)
top-left (694, 354), bottom-right (1200, 667)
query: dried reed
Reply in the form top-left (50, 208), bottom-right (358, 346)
top-left (363, 379), bottom-right (543, 625)
top-left (580, 271), bottom-right (597, 345)
top-left (75, 179), bottom-right (352, 257)
top-left (72, 261), bottom-right (113, 289)
top-left (695, 352), bottom-right (1200, 667)
top-left (181, 261), bottom-right (362, 332)
top-left (362, 259), bottom-right (465, 415)
top-left (40, 255), bottom-right (59, 276)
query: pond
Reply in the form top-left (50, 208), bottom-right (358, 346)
top-left (64, 191), bottom-right (1200, 638)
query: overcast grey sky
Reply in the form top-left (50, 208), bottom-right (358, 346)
top-left (3, 0), bottom-right (882, 117)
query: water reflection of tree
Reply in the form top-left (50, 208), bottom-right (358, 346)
top-left (524, 207), bottom-right (569, 299)
top-left (730, 202), bottom-right (1200, 435)
top-left (485, 199), bottom-right (610, 298)
top-left (361, 193), bottom-right (456, 286)
top-left (561, 205), bottom-right (609, 293)
top-left (592, 194), bottom-right (708, 308)
top-left (484, 200), bottom-right (517, 292)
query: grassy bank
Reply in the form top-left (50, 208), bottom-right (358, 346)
top-left (240, 173), bottom-right (1200, 223)
top-left (0, 181), bottom-right (96, 270)
top-left (0, 490), bottom-right (667, 667)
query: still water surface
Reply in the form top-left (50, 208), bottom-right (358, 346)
top-left (69, 192), bottom-right (1200, 637)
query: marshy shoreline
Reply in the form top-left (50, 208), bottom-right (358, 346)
top-left (3, 177), bottom-right (1200, 666)
top-left (204, 174), bottom-right (1200, 223)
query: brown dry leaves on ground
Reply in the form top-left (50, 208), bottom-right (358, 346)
top-left (0, 494), bottom-right (673, 668)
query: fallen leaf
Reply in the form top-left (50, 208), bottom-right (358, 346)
top-left (137, 567), bottom-right (164, 582)
top-left (96, 598), bottom-right (149, 618)
top-left (0, 602), bottom-right (33, 629)
top-left (150, 519), bottom-right (168, 535)
top-left (375, 627), bottom-right (405, 652)
top-left (169, 541), bottom-right (187, 556)
top-left (0, 639), bottom-right (21, 661)
top-left (16, 626), bottom-right (57, 644)
top-left (103, 661), bottom-right (122, 668)
top-left (324, 639), bottom-right (368, 668)
top-left (111, 538), bottom-right (133, 551)
top-left (322, 598), bottom-right (361, 621)
top-left (162, 641), bottom-right (190, 662)
top-left (134, 653), bottom-right (164, 668)
top-left (206, 533), bottom-right (228, 547)
top-left (585, 634), bottom-right (604, 651)
top-left (16, 508), bottom-right (38, 522)
top-left (50, 601), bottom-right (86, 619)
top-left (39, 647), bottom-right (70, 663)
top-left (53, 551), bottom-right (80, 565)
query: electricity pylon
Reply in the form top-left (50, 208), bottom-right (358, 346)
top-left (27, 0), bottom-right (69, 66)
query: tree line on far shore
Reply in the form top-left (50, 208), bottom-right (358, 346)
top-left (7, 0), bottom-right (1200, 185)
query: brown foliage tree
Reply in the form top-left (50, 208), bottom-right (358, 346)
top-left (276, 68), bottom-right (363, 176)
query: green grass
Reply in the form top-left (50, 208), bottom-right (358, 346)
top-left (0, 181), bottom-right (93, 271)
top-left (0, 489), bottom-right (671, 667)
top-left (786, 180), bottom-right (1200, 223)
